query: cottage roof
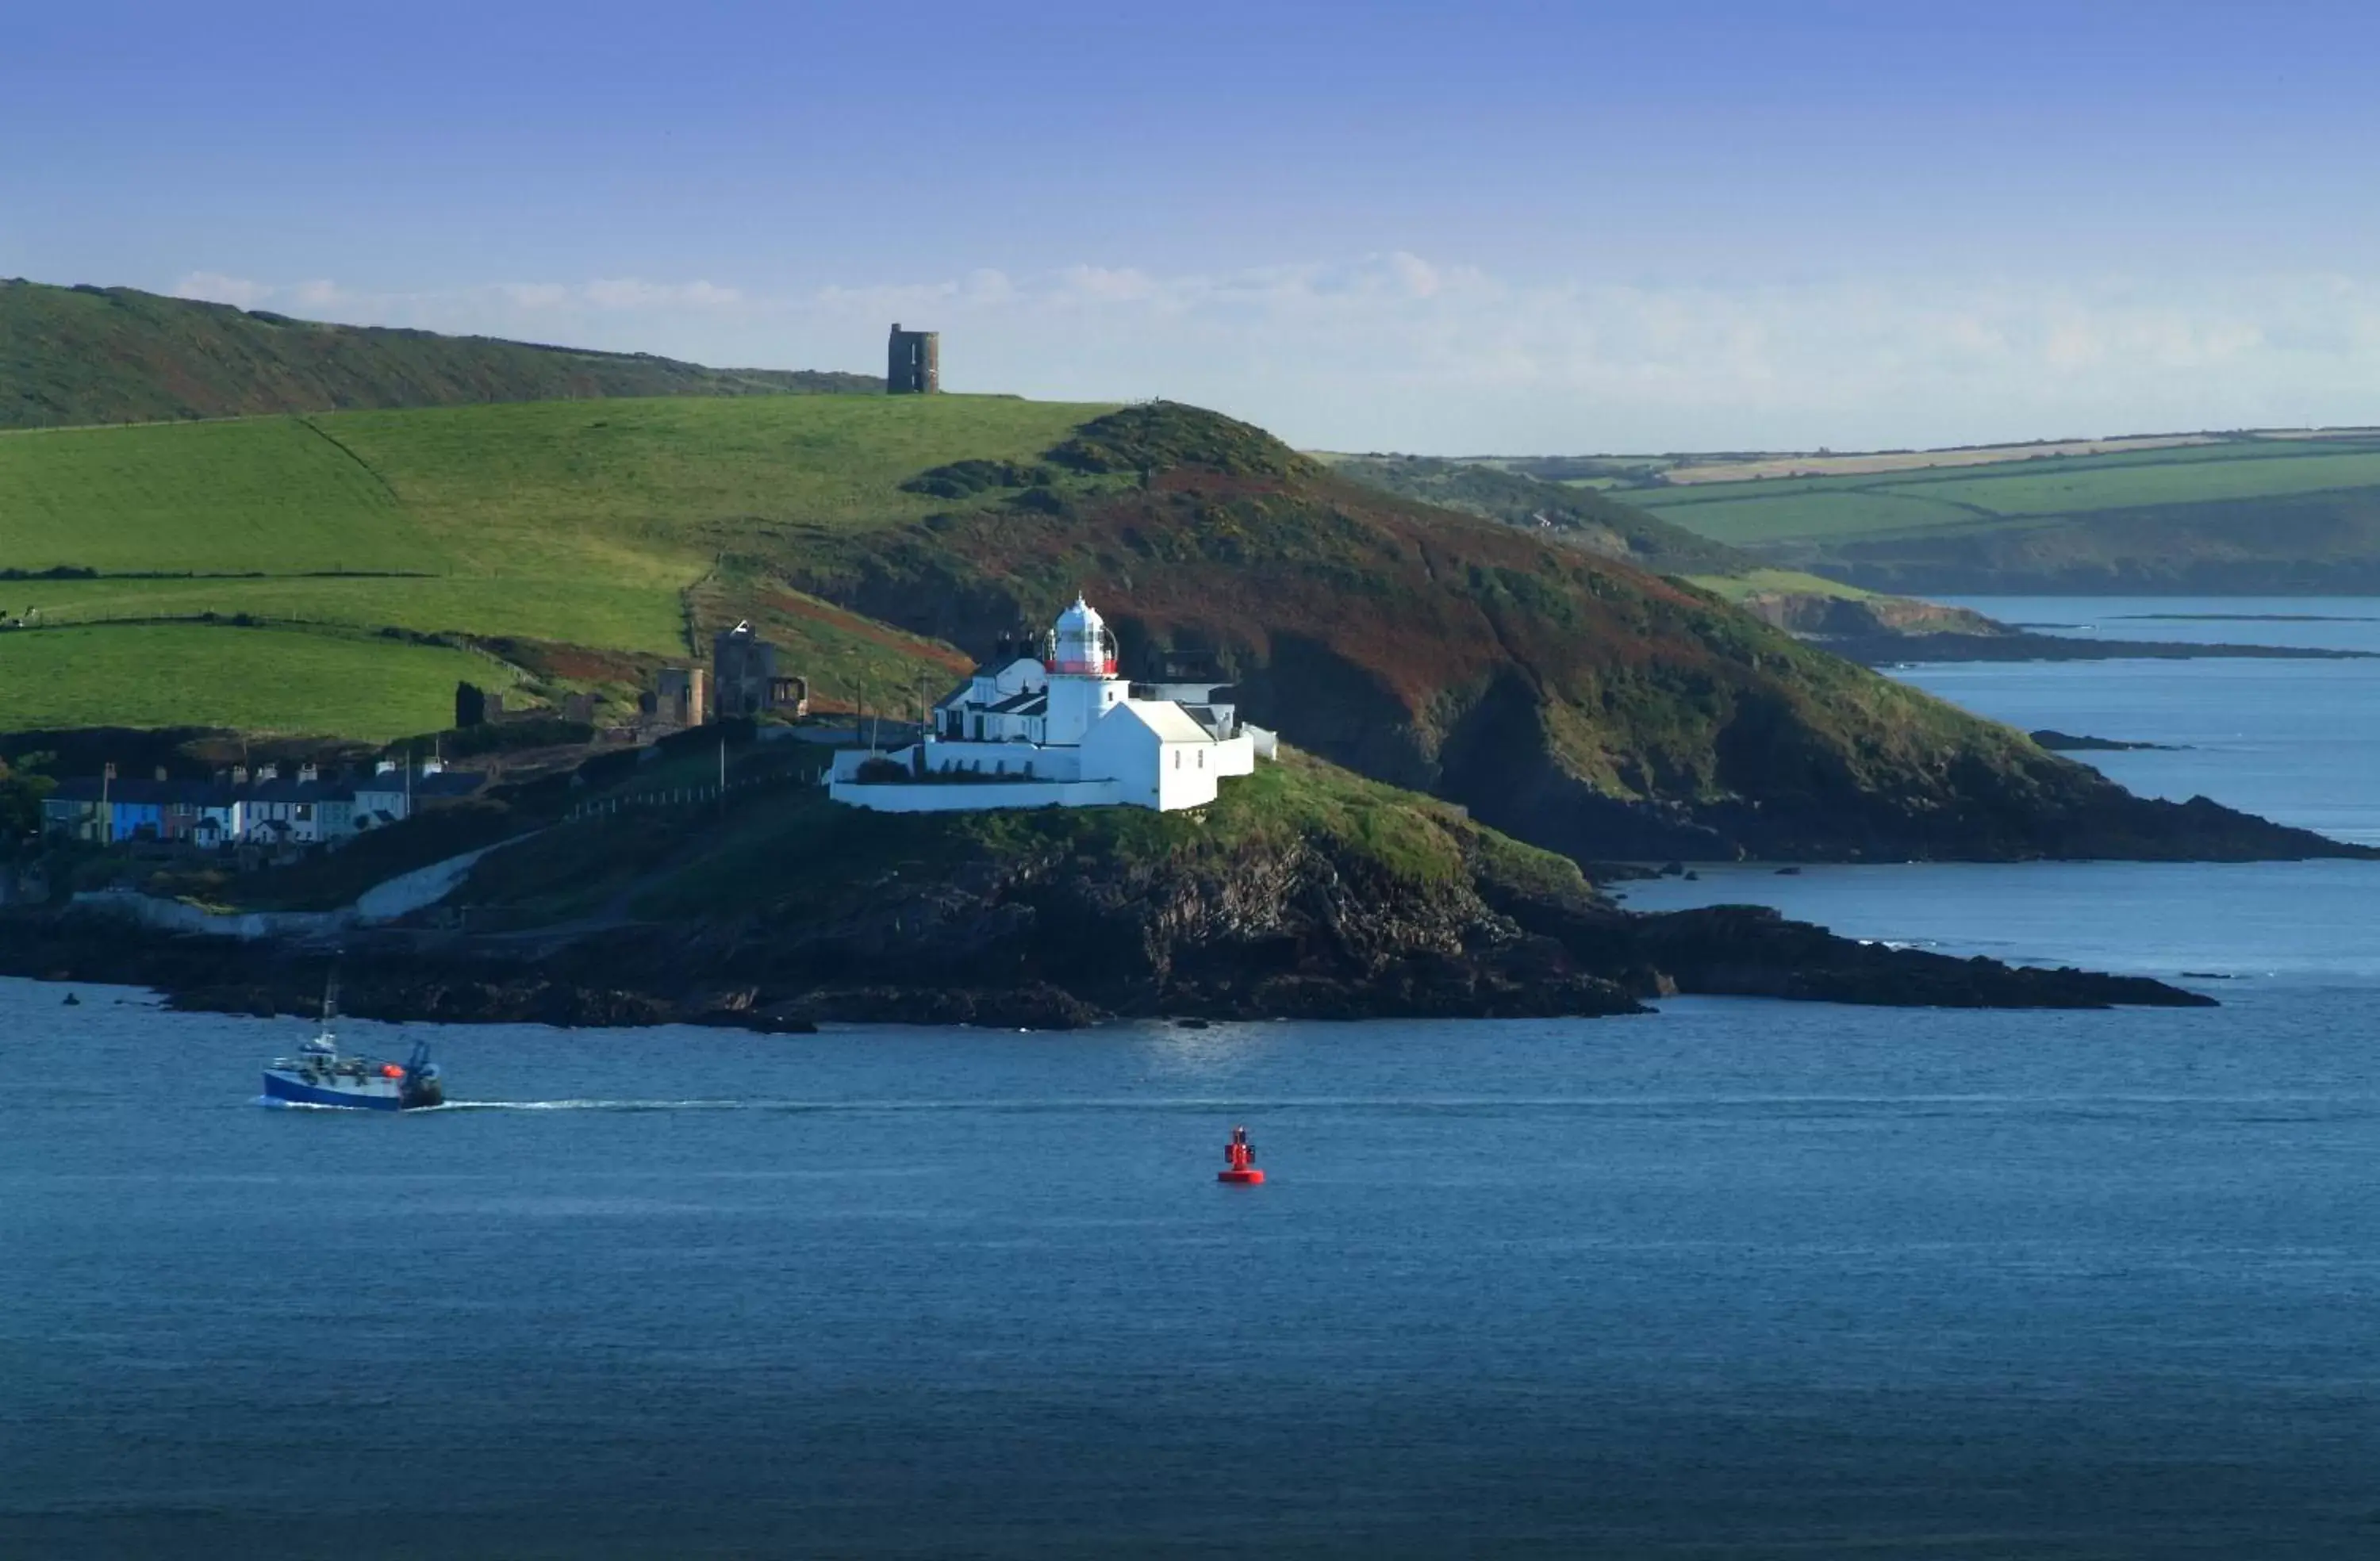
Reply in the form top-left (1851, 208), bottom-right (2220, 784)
top-left (256, 777), bottom-right (374, 805)
top-left (49, 777), bottom-right (228, 805)
top-left (985, 689), bottom-right (1048, 716)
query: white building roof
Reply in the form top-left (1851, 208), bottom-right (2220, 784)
top-left (1112, 698), bottom-right (1217, 744)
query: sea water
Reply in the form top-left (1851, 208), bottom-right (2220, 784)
top-left (5, 598), bottom-right (2380, 1559)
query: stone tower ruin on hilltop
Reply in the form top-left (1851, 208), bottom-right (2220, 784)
top-left (887, 323), bottom-right (939, 394)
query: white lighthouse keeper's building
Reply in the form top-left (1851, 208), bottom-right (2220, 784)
top-left (826, 595), bottom-right (1268, 813)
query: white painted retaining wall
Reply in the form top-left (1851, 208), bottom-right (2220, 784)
top-left (827, 777), bottom-right (1125, 813)
top-left (67, 834), bottom-right (536, 941)
top-left (354, 842), bottom-right (512, 922)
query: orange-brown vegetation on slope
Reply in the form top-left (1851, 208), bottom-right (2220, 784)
top-left (931, 469), bottom-right (1755, 700)
top-left (787, 447), bottom-right (1966, 821)
top-left (777, 401), bottom-right (2364, 863)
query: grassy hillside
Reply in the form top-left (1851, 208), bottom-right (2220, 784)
top-left (0, 390), bottom-right (2349, 861)
top-left (1627, 432), bottom-right (2380, 592)
top-left (0, 394), bottom-right (1112, 736)
top-left (0, 623), bottom-right (513, 738)
top-left (0, 278), bottom-right (878, 430)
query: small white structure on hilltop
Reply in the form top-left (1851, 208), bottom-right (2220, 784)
top-left (826, 595), bottom-right (1275, 813)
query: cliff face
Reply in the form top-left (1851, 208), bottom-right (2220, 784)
top-left (776, 405), bottom-right (2365, 865)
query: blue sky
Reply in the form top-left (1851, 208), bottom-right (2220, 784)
top-left (6, 0), bottom-right (2378, 451)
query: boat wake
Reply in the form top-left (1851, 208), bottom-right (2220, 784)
top-left (432, 1099), bottom-right (758, 1112)
top-left (265, 1093), bottom-right (2380, 1120)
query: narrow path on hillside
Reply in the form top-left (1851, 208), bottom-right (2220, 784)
top-left (294, 416), bottom-right (405, 504)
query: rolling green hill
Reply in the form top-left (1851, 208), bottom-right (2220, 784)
top-left (0, 392), bottom-right (2351, 861)
top-left (0, 278), bottom-right (879, 430)
top-left (1627, 433), bottom-right (2380, 593)
top-left (1323, 454), bottom-right (2008, 639)
top-left (0, 394), bottom-right (1115, 735)
top-left (1322, 454), bottom-right (1753, 574)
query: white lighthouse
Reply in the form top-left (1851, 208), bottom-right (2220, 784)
top-left (825, 593), bottom-right (1274, 814)
top-left (1043, 594), bottom-right (1127, 745)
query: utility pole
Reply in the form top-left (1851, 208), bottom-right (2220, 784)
top-left (100, 761), bottom-right (114, 846)
top-left (718, 732), bottom-right (727, 815)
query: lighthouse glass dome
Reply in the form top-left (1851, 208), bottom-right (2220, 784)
top-left (1047, 595), bottom-right (1117, 677)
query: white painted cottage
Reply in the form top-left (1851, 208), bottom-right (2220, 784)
top-left (827, 595), bottom-right (1272, 813)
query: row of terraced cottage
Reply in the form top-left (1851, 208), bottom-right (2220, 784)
top-left (40, 759), bottom-right (484, 849)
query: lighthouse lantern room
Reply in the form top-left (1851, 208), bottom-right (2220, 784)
top-left (1042, 595), bottom-right (1127, 746)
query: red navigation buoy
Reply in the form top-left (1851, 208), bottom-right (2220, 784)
top-left (1218, 1123), bottom-right (1265, 1184)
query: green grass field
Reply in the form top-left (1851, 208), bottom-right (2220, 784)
top-left (1, 575), bottom-right (683, 654)
top-left (1633, 435), bottom-right (2380, 544)
top-left (0, 623), bottom-right (514, 738)
top-left (0, 393), bottom-right (1118, 734)
top-left (318, 393), bottom-right (1115, 578)
top-left (1645, 489), bottom-right (1990, 544)
top-left (0, 416), bottom-right (438, 573)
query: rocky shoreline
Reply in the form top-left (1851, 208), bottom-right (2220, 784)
top-left (1826, 631), bottom-right (2373, 667)
top-left (0, 871), bottom-right (2216, 1033)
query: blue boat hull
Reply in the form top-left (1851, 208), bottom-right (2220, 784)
top-left (261, 1072), bottom-right (407, 1110)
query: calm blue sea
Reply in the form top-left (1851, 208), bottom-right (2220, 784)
top-left (6, 597), bottom-right (2380, 1559)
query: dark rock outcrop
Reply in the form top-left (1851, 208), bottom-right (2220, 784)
top-left (0, 833), bottom-right (2213, 1030)
top-left (2030, 730), bottom-right (2182, 753)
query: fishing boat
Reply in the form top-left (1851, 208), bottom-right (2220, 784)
top-left (260, 980), bottom-right (443, 1110)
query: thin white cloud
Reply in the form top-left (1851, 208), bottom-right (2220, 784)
top-left (158, 258), bottom-right (2380, 451)
top-left (171, 271), bottom-right (274, 309)
top-left (577, 278), bottom-right (744, 311)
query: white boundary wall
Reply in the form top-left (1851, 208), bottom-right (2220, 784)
top-left (827, 777), bottom-right (1126, 813)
